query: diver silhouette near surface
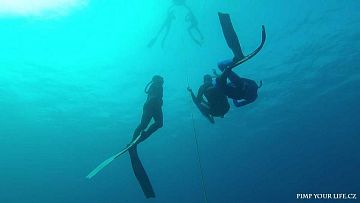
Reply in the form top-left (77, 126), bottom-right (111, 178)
top-left (147, 0), bottom-right (204, 48)
top-left (188, 12), bottom-right (266, 123)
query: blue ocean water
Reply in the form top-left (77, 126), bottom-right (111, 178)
top-left (0, 0), bottom-right (359, 202)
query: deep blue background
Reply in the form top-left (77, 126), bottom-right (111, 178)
top-left (0, 0), bottom-right (359, 202)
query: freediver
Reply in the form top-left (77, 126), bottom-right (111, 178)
top-left (128, 75), bottom-right (164, 198)
top-left (187, 74), bottom-right (230, 124)
top-left (185, 5), bottom-right (204, 46)
top-left (147, 0), bottom-right (203, 48)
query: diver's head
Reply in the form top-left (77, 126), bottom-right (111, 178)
top-left (145, 75), bottom-right (163, 93)
top-left (152, 75), bottom-right (164, 85)
top-left (203, 74), bottom-right (212, 84)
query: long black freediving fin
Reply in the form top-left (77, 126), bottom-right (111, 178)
top-left (229, 25), bottom-right (266, 69)
top-left (218, 12), bottom-right (245, 59)
top-left (129, 146), bottom-right (156, 198)
top-left (218, 12), bottom-right (266, 69)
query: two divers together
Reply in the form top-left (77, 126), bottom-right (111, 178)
top-left (187, 12), bottom-right (265, 124)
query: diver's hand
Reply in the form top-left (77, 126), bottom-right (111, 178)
top-left (187, 86), bottom-right (193, 92)
top-left (212, 68), bottom-right (221, 77)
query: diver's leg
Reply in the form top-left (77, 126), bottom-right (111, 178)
top-left (129, 145), bottom-right (156, 198)
top-left (161, 24), bottom-right (171, 48)
top-left (147, 19), bottom-right (166, 48)
top-left (217, 59), bottom-right (233, 72)
top-left (188, 26), bottom-right (204, 46)
top-left (188, 27), bottom-right (202, 46)
top-left (161, 14), bottom-right (174, 48)
top-left (132, 104), bottom-right (152, 141)
top-left (196, 103), bottom-right (215, 124)
top-left (217, 59), bottom-right (243, 85)
top-left (195, 27), bottom-right (204, 41)
top-left (139, 106), bottom-right (163, 143)
top-left (218, 12), bottom-right (244, 60)
top-left (227, 70), bottom-right (243, 86)
top-left (148, 8), bottom-right (175, 47)
top-left (189, 90), bottom-right (214, 123)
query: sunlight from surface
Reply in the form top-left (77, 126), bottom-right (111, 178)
top-left (0, 0), bottom-right (87, 17)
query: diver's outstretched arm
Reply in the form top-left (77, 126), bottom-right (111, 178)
top-left (212, 69), bottom-right (220, 77)
top-left (161, 15), bottom-right (173, 48)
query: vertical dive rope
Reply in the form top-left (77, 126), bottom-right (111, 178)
top-left (179, 5), bottom-right (208, 197)
top-left (187, 75), bottom-right (209, 203)
top-left (190, 113), bottom-right (209, 203)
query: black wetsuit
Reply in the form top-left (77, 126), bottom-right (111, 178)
top-left (132, 82), bottom-right (163, 143)
top-left (129, 82), bottom-right (163, 199)
top-left (216, 60), bottom-right (259, 107)
top-left (190, 82), bottom-right (230, 123)
top-left (198, 83), bottom-right (230, 117)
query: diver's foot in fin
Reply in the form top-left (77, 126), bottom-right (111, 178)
top-left (232, 55), bottom-right (244, 63)
top-left (140, 130), bottom-right (147, 137)
top-left (137, 130), bottom-right (148, 143)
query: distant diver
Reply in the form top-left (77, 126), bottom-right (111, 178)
top-left (188, 13), bottom-right (266, 123)
top-left (129, 75), bottom-right (164, 198)
top-left (187, 74), bottom-right (230, 124)
top-left (214, 12), bottom-right (266, 107)
top-left (147, 0), bottom-right (204, 48)
top-left (85, 75), bottom-right (164, 199)
top-left (184, 4), bottom-right (204, 46)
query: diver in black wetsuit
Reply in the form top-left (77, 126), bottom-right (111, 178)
top-left (213, 62), bottom-right (262, 107)
top-left (213, 12), bottom-right (265, 107)
top-left (187, 74), bottom-right (230, 124)
top-left (147, 0), bottom-right (203, 48)
top-left (129, 75), bottom-right (164, 199)
top-left (185, 4), bottom-right (204, 46)
top-left (132, 75), bottom-right (164, 143)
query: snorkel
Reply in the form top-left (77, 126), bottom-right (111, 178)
top-left (145, 75), bottom-right (164, 93)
